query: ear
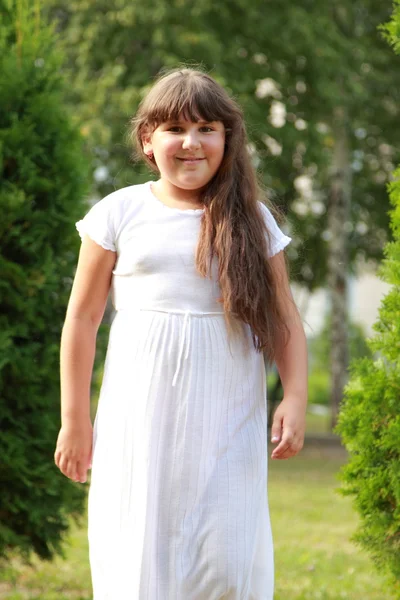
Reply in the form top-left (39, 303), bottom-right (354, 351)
top-left (141, 127), bottom-right (153, 155)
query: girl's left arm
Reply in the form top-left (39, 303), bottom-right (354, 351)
top-left (268, 250), bottom-right (308, 460)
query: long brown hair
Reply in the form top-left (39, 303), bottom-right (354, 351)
top-left (128, 67), bottom-right (291, 364)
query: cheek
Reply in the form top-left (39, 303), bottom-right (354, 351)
top-left (208, 139), bottom-right (225, 163)
top-left (159, 139), bottom-right (180, 158)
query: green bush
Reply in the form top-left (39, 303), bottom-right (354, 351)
top-left (335, 165), bottom-right (400, 594)
top-left (0, 3), bottom-right (91, 561)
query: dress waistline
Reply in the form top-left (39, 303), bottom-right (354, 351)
top-left (115, 308), bottom-right (225, 387)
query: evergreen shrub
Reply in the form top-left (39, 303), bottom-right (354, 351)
top-left (335, 166), bottom-right (400, 594)
top-left (0, 2), bottom-right (91, 561)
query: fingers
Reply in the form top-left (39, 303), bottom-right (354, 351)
top-left (271, 431), bottom-right (304, 460)
top-left (54, 452), bottom-right (88, 483)
top-left (88, 447), bottom-right (93, 470)
top-left (76, 460), bottom-right (88, 483)
top-left (271, 419), bottom-right (283, 445)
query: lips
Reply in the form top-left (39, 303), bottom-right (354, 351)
top-left (176, 157), bottom-right (205, 161)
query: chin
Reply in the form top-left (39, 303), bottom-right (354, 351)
top-left (177, 181), bottom-right (207, 190)
top-left (176, 176), bottom-right (213, 189)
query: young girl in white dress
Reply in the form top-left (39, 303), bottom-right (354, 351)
top-left (55, 67), bottom-right (308, 600)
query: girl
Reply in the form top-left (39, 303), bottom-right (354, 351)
top-left (54, 67), bottom-right (308, 600)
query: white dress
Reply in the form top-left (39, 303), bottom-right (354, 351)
top-left (76, 180), bottom-right (292, 600)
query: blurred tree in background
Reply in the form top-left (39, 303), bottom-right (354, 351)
top-left (0, 0), bottom-right (91, 561)
top-left (309, 315), bottom-right (372, 375)
top-left (336, 2), bottom-right (400, 594)
top-left (42, 0), bottom-right (400, 426)
top-left (306, 316), bottom-right (372, 408)
top-left (42, 0), bottom-right (400, 276)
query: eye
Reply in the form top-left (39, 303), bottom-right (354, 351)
top-left (166, 124), bottom-right (215, 133)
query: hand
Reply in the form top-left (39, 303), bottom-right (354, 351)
top-left (270, 395), bottom-right (306, 460)
top-left (54, 419), bottom-right (93, 483)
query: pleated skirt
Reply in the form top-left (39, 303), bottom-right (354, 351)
top-left (88, 308), bottom-right (274, 599)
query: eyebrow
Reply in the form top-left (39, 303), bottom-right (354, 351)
top-left (166, 119), bottom-right (215, 125)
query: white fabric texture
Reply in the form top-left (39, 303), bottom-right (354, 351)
top-left (75, 181), bottom-right (292, 599)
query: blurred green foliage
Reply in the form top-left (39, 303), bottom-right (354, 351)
top-left (44, 0), bottom-right (400, 290)
top-left (0, 1), bottom-right (91, 562)
top-left (307, 369), bottom-right (330, 407)
top-left (309, 314), bottom-right (372, 372)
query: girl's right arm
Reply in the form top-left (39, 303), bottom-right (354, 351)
top-left (54, 235), bottom-right (117, 483)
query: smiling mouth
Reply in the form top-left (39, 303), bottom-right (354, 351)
top-left (176, 157), bottom-right (205, 162)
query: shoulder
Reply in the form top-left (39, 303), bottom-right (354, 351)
top-left (89, 181), bottom-right (151, 229)
top-left (257, 200), bottom-right (292, 257)
top-left (75, 182), bottom-right (152, 251)
top-left (95, 181), bottom-right (150, 214)
top-left (257, 200), bottom-right (278, 222)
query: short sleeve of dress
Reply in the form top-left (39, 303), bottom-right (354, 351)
top-left (75, 196), bottom-right (117, 252)
top-left (258, 201), bottom-right (292, 258)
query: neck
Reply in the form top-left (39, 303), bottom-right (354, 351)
top-left (154, 179), bottom-right (204, 205)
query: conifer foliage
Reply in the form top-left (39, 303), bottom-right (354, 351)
top-left (336, 170), bottom-right (400, 589)
top-left (336, 5), bottom-right (400, 591)
top-left (0, 0), bottom-right (90, 560)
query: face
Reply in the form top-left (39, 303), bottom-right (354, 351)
top-left (142, 117), bottom-right (226, 196)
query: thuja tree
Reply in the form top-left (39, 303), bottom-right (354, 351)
top-left (335, 4), bottom-right (400, 593)
top-left (0, 1), bottom-right (90, 560)
top-left (335, 164), bottom-right (400, 592)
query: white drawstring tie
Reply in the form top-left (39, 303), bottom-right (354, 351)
top-left (172, 310), bottom-right (191, 387)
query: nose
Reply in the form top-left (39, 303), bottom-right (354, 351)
top-left (182, 129), bottom-right (201, 150)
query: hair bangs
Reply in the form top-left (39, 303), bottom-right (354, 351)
top-left (145, 75), bottom-right (230, 130)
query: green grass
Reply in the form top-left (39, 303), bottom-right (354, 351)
top-left (268, 444), bottom-right (397, 600)
top-left (0, 410), bottom-right (396, 599)
top-left (0, 520), bottom-right (91, 599)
